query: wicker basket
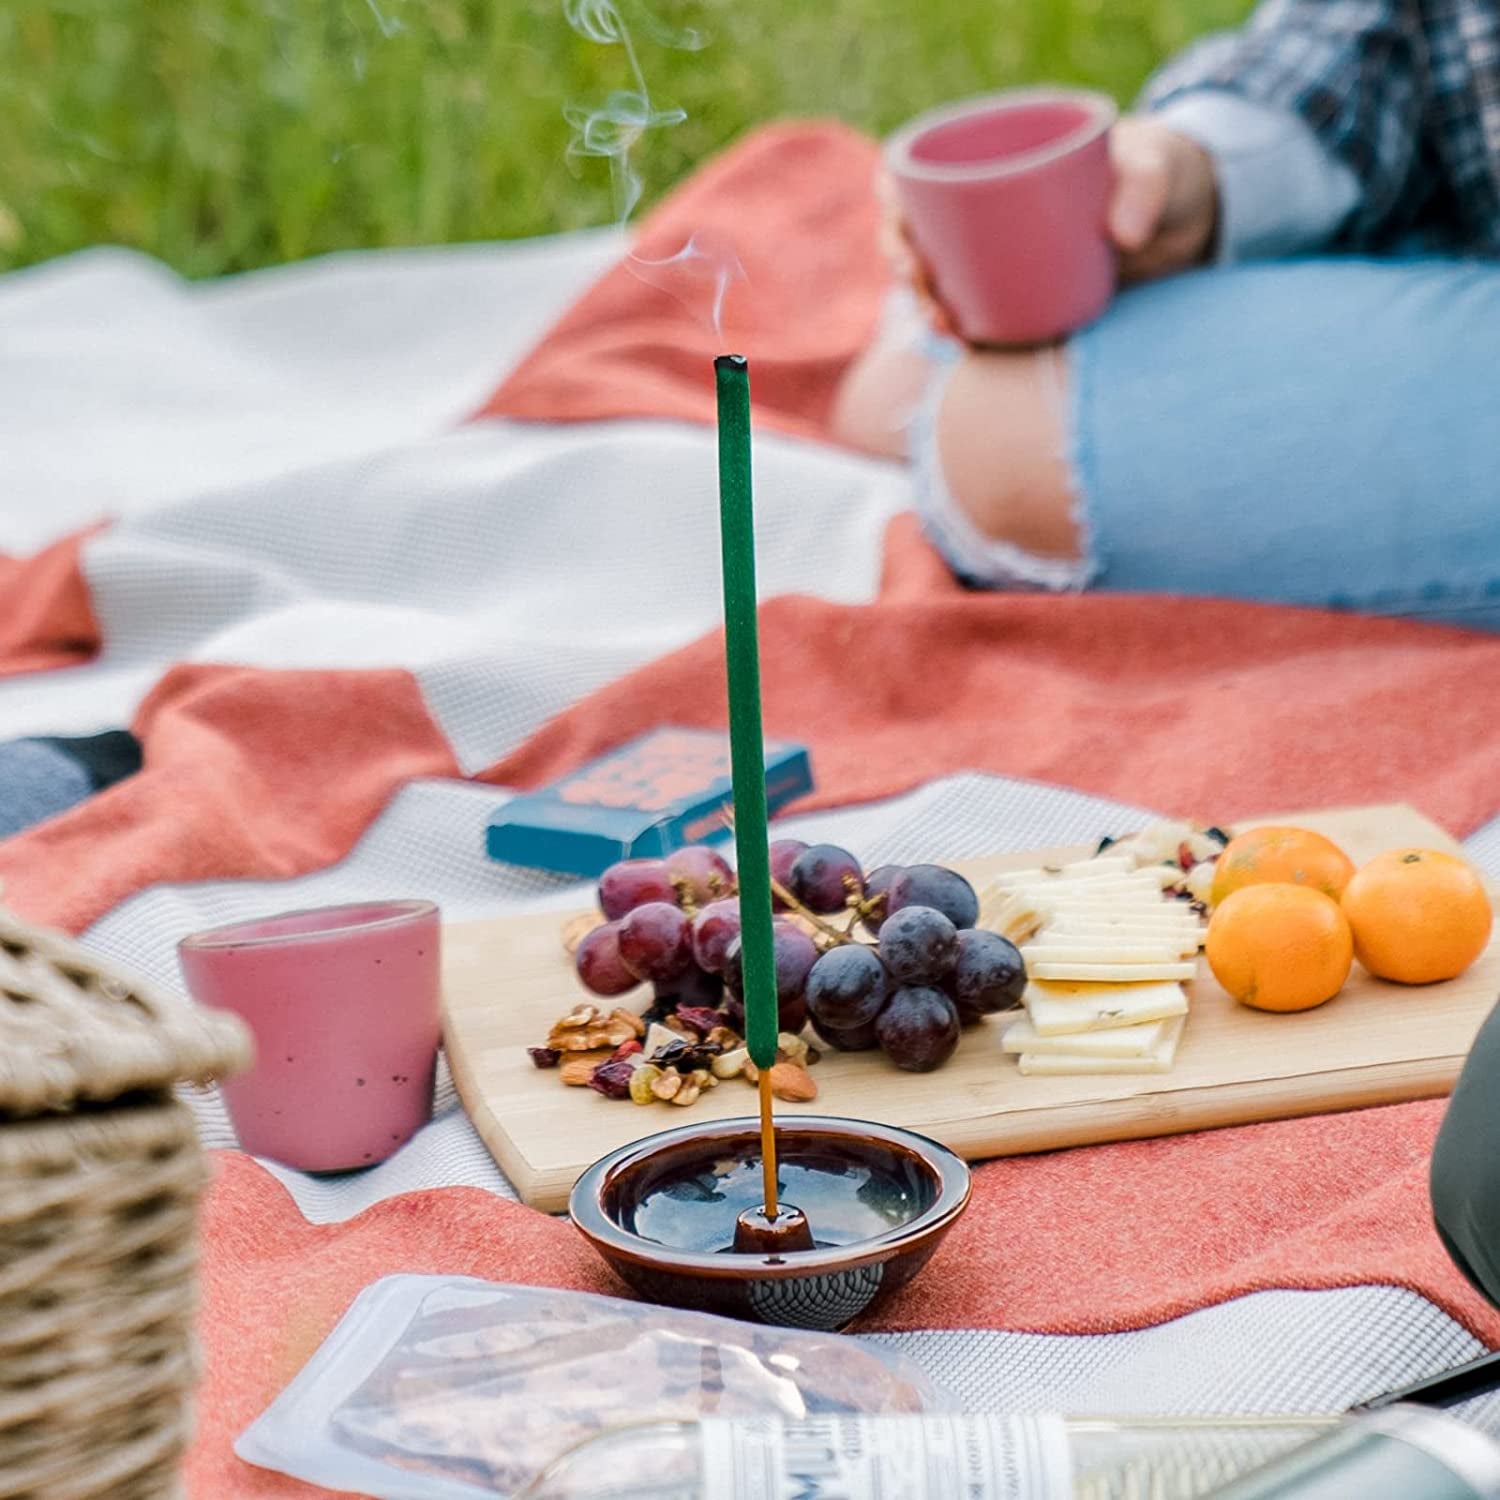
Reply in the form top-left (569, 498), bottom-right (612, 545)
top-left (0, 906), bottom-right (250, 1500)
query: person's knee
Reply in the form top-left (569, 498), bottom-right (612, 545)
top-left (829, 344), bottom-right (932, 461)
top-left (934, 348), bottom-right (1081, 563)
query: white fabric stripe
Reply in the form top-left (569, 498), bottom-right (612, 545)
top-left (867, 1288), bottom-right (1500, 1429)
top-left (0, 232), bottom-right (622, 552)
top-left (0, 418), bottom-right (907, 742)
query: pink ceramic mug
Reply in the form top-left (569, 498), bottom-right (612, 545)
top-left (178, 900), bottom-right (441, 1172)
top-left (886, 87), bottom-right (1118, 346)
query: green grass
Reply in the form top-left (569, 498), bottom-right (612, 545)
top-left (0, 0), bottom-right (1250, 278)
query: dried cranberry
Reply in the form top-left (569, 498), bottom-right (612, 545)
top-left (611, 1039), bottom-right (643, 1063)
top-left (674, 1005), bottom-right (721, 1039)
top-left (1177, 841), bottom-right (1195, 871)
top-left (527, 1047), bottom-right (561, 1069)
top-left (587, 1060), bottom-right (637, 1099)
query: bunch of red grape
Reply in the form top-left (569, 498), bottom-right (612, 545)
top-left (573, 839), bottom-right (1026, 1072)
top-left (575, 845), bottom-right (742, 1022)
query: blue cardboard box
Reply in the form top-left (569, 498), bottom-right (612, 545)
top-left (485, 728), bottom-right (814, 878)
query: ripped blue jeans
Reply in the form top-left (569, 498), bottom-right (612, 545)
top-left (913, 257), bottom-right (1500, 632)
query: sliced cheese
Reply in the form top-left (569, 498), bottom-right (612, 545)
top-left (1029, 903), bottom-right (1173, 926)
top-left (996, 864), bottom-right (1134, 882)
top-left (1019, 1016), bottom-right (1186, 1075)
top-left (1008, 876), bottom-right (1163, 898)
top-left (1041, 886), bottom-right (1175, 900)
top-left (1023, 978), bottom-right (1190, 1033)
top-left (984, 864), bottom-right (1128, 882)
top-left (1059, 854), bottom-right (1134, 876)
top-left (1044, 926), bottom-right (1202, 956)
top-left (1046, 913), bottom-right (1201, 930)
top-left (982, 894), bottom-right (1048, 939)
top-left (1028, 960), bottom-right (1197, 982)
top-left (1022, 942), bottom-right (1188, 965)
top-left (1002, 1015), bottom-right (1167, 1057)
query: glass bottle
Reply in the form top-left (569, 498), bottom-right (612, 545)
top-left (513, 1411), bottom-right (1346, 1499)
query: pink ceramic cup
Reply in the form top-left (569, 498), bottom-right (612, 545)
top-left (886, 87), bottom-right (1118, 346)
top-left (178, 900), bottom-right (440, 1172)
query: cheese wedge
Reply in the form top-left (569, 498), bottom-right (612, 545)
top-left (1002, 1015), bottom-right (1167, 1057)
top-left (1018, 1016), bottom-right (1186, 1075)
top-left (1028, 960), bottom-right (1197, 982)
top-left (1022, 942), bottom-right (1188, 964)
top-left (1023, 979), bottom-right (1190, 1033)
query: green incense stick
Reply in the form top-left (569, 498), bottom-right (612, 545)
top-left (715, 354), bottom-right (778, 1072)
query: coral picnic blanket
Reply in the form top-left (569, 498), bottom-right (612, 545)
top-left (4, 123), bottom-right (1500, 1496)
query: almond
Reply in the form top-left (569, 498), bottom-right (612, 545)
top-left (768, 1062), bottom-right (817, 1103)
top-left (559, 1049), bottom-right (613, 1086)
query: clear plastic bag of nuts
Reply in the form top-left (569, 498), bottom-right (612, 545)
top-left (234, 1274), bottom-right (954, 1499)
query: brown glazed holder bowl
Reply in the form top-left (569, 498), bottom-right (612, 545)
top-left (569, 1115), bottom-right (971, 1331)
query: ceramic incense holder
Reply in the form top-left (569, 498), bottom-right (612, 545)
top-left (569, 1114), bottom-right (971, 1330)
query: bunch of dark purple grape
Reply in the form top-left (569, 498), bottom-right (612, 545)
top-left (574, 838), bottom-right (1026, 1075)
top-left (796, 850), bottom-right (1026, 1072)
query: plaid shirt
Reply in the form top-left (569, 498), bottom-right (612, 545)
top-left (1144, 0), bottom-right (1500, 255)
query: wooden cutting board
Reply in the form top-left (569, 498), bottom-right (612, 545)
top-left (443, 803), bottom-right (1500, 1211)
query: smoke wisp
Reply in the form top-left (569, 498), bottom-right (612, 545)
top-left (563, 0), bottom-right (745, 337)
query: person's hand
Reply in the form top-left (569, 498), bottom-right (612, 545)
top-left (1107, 115), bottom-right (1219, 283)
top-left (880, 114), bottom-right (1220, 335)
top-left (876, 169), bottom-right (958, 337)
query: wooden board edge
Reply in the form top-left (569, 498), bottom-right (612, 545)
top-left (912, 1056), bottom-right (1465, 1161)
top-left (505, 1055), bottom-right (1466, 1214)
top-left (442, 1009), bottom-right (545, 1209)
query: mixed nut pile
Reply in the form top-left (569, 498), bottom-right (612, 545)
top-left (528, 1000), bottom-right (820, 1108)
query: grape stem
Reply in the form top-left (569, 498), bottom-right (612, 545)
top-left (719, 808), bottom-right (877, 948)
top-left (767, 875), bottom-right (882, 951)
